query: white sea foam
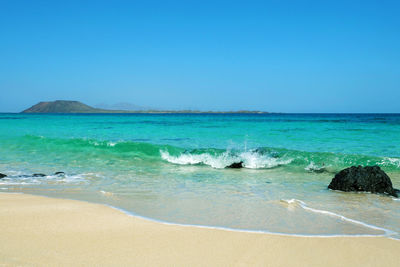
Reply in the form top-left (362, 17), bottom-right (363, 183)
top-left (0, 173), bottom-right (88, 185)
top-left (281, 199), bottom-right (396, 236)
top-left (108, 142), bottom-right (117, 147)
top-left (304, 162), bottom-right (325, 172)
top-left (160, 150), bottom-right (292, 169)
top-left (88, 140), bottom-right (118, 147)
top-left (380, 157), bottom-right (400, 168)
top-left (239, 151), bottom-right (292, 169)
top-left (99, 190), bottom-right (114, 197)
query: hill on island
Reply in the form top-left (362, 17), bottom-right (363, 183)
top-left (21, 100), bottom-right (268, 114)
top-left (21, 100), bottom-right (108, 113)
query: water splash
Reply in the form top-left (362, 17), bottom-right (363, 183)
top-left (160, 150), bottom-right (292, 169)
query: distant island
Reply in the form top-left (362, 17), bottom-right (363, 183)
top-left (21, 100), bottom-right (269, 114)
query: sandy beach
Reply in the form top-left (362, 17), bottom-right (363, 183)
top-left (0, 193), bottom-right (398, 266)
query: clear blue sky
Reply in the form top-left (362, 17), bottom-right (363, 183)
top-left (1, 0), bottom-right (399, 112)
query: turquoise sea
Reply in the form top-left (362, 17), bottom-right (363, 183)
top-left (0, 113), bottom-right (399, 238)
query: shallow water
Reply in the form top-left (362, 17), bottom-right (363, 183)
top-left (0, 113), bottom-right (399, 238)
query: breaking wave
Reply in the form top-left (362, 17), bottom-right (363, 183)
top-left (3, 135), bottom-right (400, 172)
top-left (160, 150), bottom-right (292, 169)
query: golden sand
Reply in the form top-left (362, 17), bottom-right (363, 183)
top-left (0, 193), bottom-right (399, 266)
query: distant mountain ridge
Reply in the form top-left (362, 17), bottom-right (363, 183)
top-left (95, 102), bottom-right (150, 111)
top-left (21, 100), bottom-right (269, 114)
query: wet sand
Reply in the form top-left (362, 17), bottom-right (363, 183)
top-left (1, 193), bottom-right (399, 266)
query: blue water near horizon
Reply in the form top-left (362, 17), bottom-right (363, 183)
top-left (0, 113), bottom-right (399, 238)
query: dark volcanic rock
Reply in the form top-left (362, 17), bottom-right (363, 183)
top-left (0, 173), bottom-right (6, 178)
top-left (226, 162), bottom-right (243, 169)
top-left (328, 166), bottom-right (398, 197)
top-left (32, 173), bottom-right (47, 177)
top-left (54, 171), bottom-right (65, 176)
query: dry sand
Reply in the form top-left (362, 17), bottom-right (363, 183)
top-left (0, 193), bottom-right (399, 266)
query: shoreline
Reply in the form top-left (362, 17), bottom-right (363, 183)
top-left (5, 191), bottom-right (396, 239)
top-left (1, 193), bottom-right (400, 266)
top-left (105, 200), bottom-right (396, 239)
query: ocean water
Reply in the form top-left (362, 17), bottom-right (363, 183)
top-left (0, 113), bottom-right (399, 238)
